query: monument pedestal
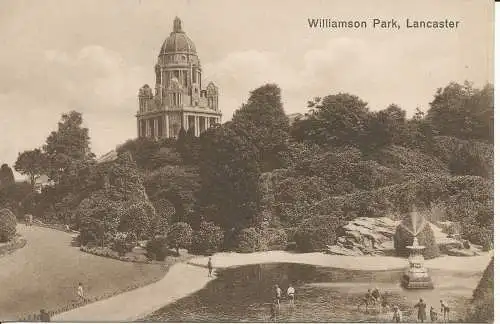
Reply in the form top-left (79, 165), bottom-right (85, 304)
top-left (401, 237), bottom-right (433, 289)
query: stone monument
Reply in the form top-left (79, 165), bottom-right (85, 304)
top-left (400, 211), bottom-right (434, 289)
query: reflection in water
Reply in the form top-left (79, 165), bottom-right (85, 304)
top-left (142, 263), bottom-right (478, 322)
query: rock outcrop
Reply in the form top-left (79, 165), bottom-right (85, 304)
top-left (326, 217), bottom-right (397, 256)
top-left (326, 217), bottom-right (482, 257)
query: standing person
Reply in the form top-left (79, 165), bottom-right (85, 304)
top-left (39, 309), bottom-right (50, 322)
top-left (392, 306), bottom-right (402, 323)
top-left (414, 298), bottom-right (427, 323)
top-left (372, 287), bottom-right (381, 313)
top-left (381, 291), bottom-right (390, 312)
top-left (274, 284), bottom-right (282, 311)
top-left (77, 282), bottom-right (85, 303)
top-left (207, 257), bottom-right (213, 277)
top-left (287, 283), bottom-right (295, 308)
top-left (28, 214), bottom-right (33, 226)
top-left (440, 300), bottom-right (450, 322)
top-left (430, 306), bottom-right (438, 322)
top-left (269, 301), bottom-right (277, 322)
top-left (358, 289), bottom-right (373, 313)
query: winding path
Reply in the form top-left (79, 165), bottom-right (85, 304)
top-left (0, 225), bottom-right (165, 321)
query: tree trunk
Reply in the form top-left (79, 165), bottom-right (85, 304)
top-left (176, 246), bottom-right (180, 256)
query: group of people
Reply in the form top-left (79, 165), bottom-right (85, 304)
top-left (357, 288), bottom-right (451, 323)
top-left (269, 283), bottom-right (295, 321)
top-left (24, 213), bottom-right (33, 226)
top-left (359, 288), bottom-right (389, 313)
top-left (412, 298), bottom-right (451, 323)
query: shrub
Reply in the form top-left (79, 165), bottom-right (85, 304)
top-left (393, 212), bottom-right (440, 259)
top-left (260, 228), bottom-right (288, 250)
top-left (234, 227), bottom-right (261, 253)
top-left (166, 222), bottom-right (193, 255)
top-left (467, 258), bottom-right (493, 322)
top-left (0, 208), bottom-right (17, 242)
top-left (190, 221), bottom-right (224, 255)
top-left (294, 214), bottom-right (346, 252)
top-left (111, 232), bottom-right (135, 256)
top-left (145, 236), bottom-right (169, 261)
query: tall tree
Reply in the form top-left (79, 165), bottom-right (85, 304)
top-left (14, 149), bottom-right (47, 186)
top-left (197, 123), bottom-right (261, 232)
top-left (232, 84), bottom-right (290, 172)
top-left (427, 81), bottom-right (493, 142)
top-left (0, 164), bottom-right (15, 189)
top-left (43, 111), bottom-right (94, 183)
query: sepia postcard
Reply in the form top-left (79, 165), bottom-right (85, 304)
top-left (0, 0), bottom-right (494, 322)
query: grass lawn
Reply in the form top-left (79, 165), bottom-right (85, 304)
top-left (143, 263), bottom-right (482, 322)
top-left (0, 225), bottom-right (175, 321)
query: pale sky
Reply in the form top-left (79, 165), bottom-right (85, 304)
top-left (0, 0), bottom-right (493, 179)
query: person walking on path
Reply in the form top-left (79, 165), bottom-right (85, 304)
top-left (392, 306), bottom-right (402, 323)
top-left (269, 301), bottom-right (278, 322)
top-left (40, 309), bottom-right (51, 322)
top-left (414, 298), bottom-right (427, 323)
top-left (440, 300), bottom-right (450, 322)
top-left (287, 283), bottom-right (295, 308)
top-left (77, 282), bottom-right (85, 303)
top-left (207, 257), bottom-right (213, 277)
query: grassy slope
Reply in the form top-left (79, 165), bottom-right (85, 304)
top-left (0, 225), bottom-right (168, 320)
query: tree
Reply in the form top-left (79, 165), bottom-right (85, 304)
top-left (15, 149), bottom-right (47, 187)
top-left (43, 111), bottom-right (94, 183)
top-left (166, 222), bottom-right (193, 255)
top-left (190, 221), bottom-right (224, 255)
top-left (120, 201), bottom-right (156, 241)
top-left (75, 191), bottom-right (124, 246)
top-left (197, 123), bottom-right (261, 232)
top-left (364, 104), bottom-right (407, 150)
top-left (0, 164), bottom-right (15, 189)
top-left (232, 84), bottom-right (290, 172)
top-left (427, 81), bottom-right (493, 142)
top-left (291, 93), bottom-right (370, 148)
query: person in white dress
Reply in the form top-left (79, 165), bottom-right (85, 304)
top-left (287, 284), bottom-right (295, 308)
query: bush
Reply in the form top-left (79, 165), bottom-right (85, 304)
top-left (0, 208), bottom-right (17, 242)
top-left (467, 258), bottom-right (493, 322)
top-left (166, 222), bottom-right (193, 255)
top-left (190, 221), bottom-right (224, 255)
top-left (294, 214), bottom-right (345, 252)
top-left (111, 232), bottom-right (135, 256)
top-left (260, 228), bottom-right (288, 250)
top-left (145, 237), bottom-right (169, 261)
top-left (393, 212), bottom-right (440, 259)
top-left (235, 227), bottom-right (262, 253)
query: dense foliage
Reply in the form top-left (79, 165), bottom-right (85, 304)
top-left (294, 215), bottom-right (346, 252)
top-left (190, 221), bottom-right (224, 255)
top-left (0, 208), bottom-right (16, 242)
top-left (166, 222), bottom-right (193, 255)
top-left (10, 80), bottom-right (492, 259)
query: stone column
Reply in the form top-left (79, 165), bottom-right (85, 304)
top-left (153, 119), bottom-right (158, 138)
top-left (137, 119), bottom-right (141, 138)
top-left (195, 116), bottom-right (199, 136)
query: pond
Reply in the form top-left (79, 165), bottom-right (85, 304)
top-left (141, 263), bottom-right (480, 322)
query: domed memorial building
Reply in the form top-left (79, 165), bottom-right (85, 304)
top-left (136, 17), bottom-right (222, 139)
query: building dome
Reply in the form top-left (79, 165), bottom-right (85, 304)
top-left (159, 17), bottom-right (197, 55)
